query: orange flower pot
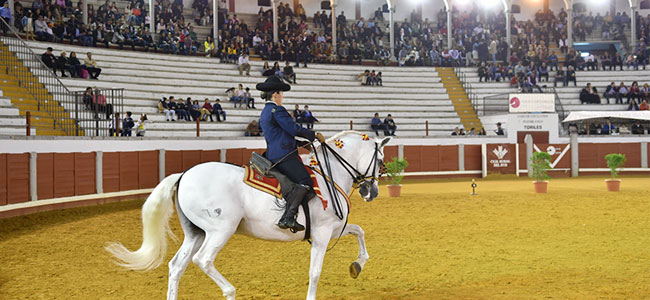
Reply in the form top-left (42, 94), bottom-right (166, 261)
top-left (533, 181), bottom-right (548, 193)
top-left (387, 185), bottom-right (402, 197)
top-left (605, 179), bottom-right (621, 192)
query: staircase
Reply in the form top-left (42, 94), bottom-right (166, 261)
top-left (437, 67), bottom-right (483, 132)
top-left (0, 41), bottom-right (77, 135)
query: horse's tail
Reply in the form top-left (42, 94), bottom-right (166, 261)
top-left (105, 173), bottom-right (182, 271)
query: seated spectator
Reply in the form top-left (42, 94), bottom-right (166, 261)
top-left (628, 81), bottom-right (641, 104)
top-left (292, 104), bottom-right (302, 124)
top-left (238, 53), bottom-right (250, 76)
top-left (538, 62), bottom-right (549, 82)
top-left (189, 99), bottom-right (202, 120)
top-left (631, 120), bottom-right (645, 134)
top-left (553, 66), bottom-right (566, 87)
top-left (617, 82), bottom-right (628, 104)
top-left (376, 72), bottom-right (383, 86)
top-left (230, 84), bottom-right (245, 108)
top-left (625, 54), bottom-right (636, 69)
top-left (200, 98), bottom-right (214, 121)
top-left (41, 47), bottom-right (57, 74)
top-left (34, 15), bottom-right (53, 41)
top-left (601, 119), bottom-right (615, 135)
top-left (495, 122), bottom-right (504, 135)
top-left (82, 52), bottom-right (101, 79)
top-left (377, 47), bottom-right (390, 66)
top-left (161, 97), bottom-right (176, 121)
top-left (176, 98), bottom-right (190, 121)
top-left (245, 120), bottom-right (261, 136)
top-left (619, 123), bottom-right (630, 134)
top-left (451, 127), bottom-right (460, 136)
top-left (245, 87), bottom-right (255, 109)
top-left (283, 61), bottom-right (296, 84)
top-left (383, 114), bottom-right (396, 136)
top-left (371, 113), bottom-right (384, 136)
top-left (478, 62), bottom-right (488, 82)
top-left (300, 105), bottom-right (318, 129)
top-left (357, 70), bottom-right (370, 85)
top-left (640, 99), bottom-right (650, 110)
top-left (121, 111), bottom-right (135, 136)
top-left (580, 83), bottom-right (600, 104)
top-left (67, 51), bottom-right (81, 77)
top-left (135, 114), bottom-right (147, 136)
top-left (212, 99), bottom-right (226, 122)
top-left (641, 83), bottom-right (650, 101)
top-left (261, 61), bottom-right (275, 77)
top-left (565, 66), bottom-right (577, 87)
top-left (54, 51), bottom-right (70, 77)
top-left (635, 49), bottom-right (647, 70)
top-left (93, 89), bottom-right (113, 119)
top-left (604, 82), bottom-right (621, 104)
top-left (628, 98), bottom-right (640, 111)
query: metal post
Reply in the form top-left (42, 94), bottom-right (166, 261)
top-left (331, 0), bottom-right (337, 55)
top-left (398, 144), bottom-right (404, 160)
top-left (388, 0), bottom-right (394, 59)
top-left (525, 134), bottom-right (533, 178)
top-left (115, 112), bottom-right (120, 137)
top-left (272, 0), bottom-right (278, 43)
top-left (570, 133), bottom-right (579, 177)
top-left (29, 152), bottom-right (37, 201)
top-left (8, 0), bottom-right (14, 23)
top-left (446, 7), bottom-right (452, 50)
top-left (349, 120), bottom-right (353, 130)
top-left (196, 117), bottom-right (200, 137)
top-left (631, 6), bottom-right (637, 50)
top-left (150, 0), bottom-right (155, 37)
top-left (96, 151), bottom-right (103, 194)
top-left (158, 149), bottom-right (166, 182)
top-left (220, 149), bottom-right (227, 162)
top-left (26, 111), bottom-right (31, 136)
top-left (641, 142), bottom-right (648, 168)
top-left (425, 120), bottom-right (429, 136)
top-left (213, 0), bottom-right (218, 42)
top-left (83, 0), bottom-right (88, 25)
top-left (567, 8), bottom-right (573, 50)
top-left (458, 144), bottom-right (465, 171)
top-left (505, 8), bottom-right (511, 59)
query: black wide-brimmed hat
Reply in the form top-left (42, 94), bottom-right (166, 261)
top-left (256, 76), bottom-right (291, 92)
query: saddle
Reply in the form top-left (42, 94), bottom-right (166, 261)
top-left (246, 152), bottom-right (327, 210)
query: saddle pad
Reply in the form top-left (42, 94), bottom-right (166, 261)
top-left (243, 165), bottom-right (327, 210)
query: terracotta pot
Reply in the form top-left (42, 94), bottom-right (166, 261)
top-left (533, 181), bottom-right (548, 193)
top-left (605, 179), bottom-right (621, 192)
top-left (387, 184), bottom-right (402, 197)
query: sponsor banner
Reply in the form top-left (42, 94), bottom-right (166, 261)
top-left (509, 94), bottom-right (555, 113)
top-left (486, 144), bottom-right (516, 174)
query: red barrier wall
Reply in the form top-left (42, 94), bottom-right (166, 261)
top-left (464, 145), bottom-right (482, 171)
top-left (138, 151), bottom-right (158, 189)
top-left (6, 153), bottom-right (29, 204)
top-left (37, 153), bottom-right (54, 200)
top-left (579, 143), bottom-right (641, 168)
top-left (0, 154), bottom-right (7, 205)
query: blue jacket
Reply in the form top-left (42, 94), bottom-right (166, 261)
top-left (259, 102), bottom-right (315, 162)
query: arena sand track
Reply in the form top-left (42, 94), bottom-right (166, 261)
top-left (1, 176), bottom-right (650, 300)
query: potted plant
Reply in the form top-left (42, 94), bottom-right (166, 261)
top-left (384, 157), bottom-right (408, 197)
top-left (605, 153), bottom-right (626, 192)
top-left (530, 151), bottom-right (552, 193)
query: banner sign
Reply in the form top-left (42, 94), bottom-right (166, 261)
top-left (509, 94), bottom-right (555, 113)
top-left (486, 144), bottom-right (516, 174)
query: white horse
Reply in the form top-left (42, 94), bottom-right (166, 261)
top-left (106, 131), bottom-right (391, 300)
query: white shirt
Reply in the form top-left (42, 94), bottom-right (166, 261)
top-left (238, 56), bottom-right (249, 65)
top-left (252, 35), bottom-right (261, 46)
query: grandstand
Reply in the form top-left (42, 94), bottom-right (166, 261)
top-left (17, 40), bottom-right (463, 137)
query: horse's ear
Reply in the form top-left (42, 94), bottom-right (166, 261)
top-left (379, 137), bottom-right (391, 148)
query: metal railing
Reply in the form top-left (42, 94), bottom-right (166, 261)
top-left (453, 68), bottom-right (479, 114)
top-left (0, 17), bottom-right (123, 136)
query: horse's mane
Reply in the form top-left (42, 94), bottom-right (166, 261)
top-left (325, 130), bottom-right (364, 143)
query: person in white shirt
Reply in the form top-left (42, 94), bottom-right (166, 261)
top-left (252, 34), bottom-right (261, 47)
top-left (238, 53), bottom-right (250, 76)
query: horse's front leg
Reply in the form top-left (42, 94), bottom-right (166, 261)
top-left (306, 231), bottom-right (329, 300)
top-left (342, 224), bottom-right (369, 279)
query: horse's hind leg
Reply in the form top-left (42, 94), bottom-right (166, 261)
top-left (167, 205), bottom-right (205, 300)
top-left (342, 224), bottom-right (369, 279)
top-left (192, 229), bottom-right (237, 300)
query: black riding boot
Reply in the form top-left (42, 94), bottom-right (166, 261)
top-left (277, 184), bottom-right (309, 232)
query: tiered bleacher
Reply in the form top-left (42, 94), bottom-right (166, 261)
top-left (25, 40), bottom-right (462, 137)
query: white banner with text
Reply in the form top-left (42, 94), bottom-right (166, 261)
top-left (509, 94), bottom-right (555, 113)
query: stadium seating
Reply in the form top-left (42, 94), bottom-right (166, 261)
top-left (0, 91), bottom-right (35, 135)
top-left (25, 40), bottom-right (463, 137)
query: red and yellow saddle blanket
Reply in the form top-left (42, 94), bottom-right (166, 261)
top-left (243, 165), bottom-right (328, 210)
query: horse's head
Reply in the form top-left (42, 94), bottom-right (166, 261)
top-left (356, 136), bottom-right (391, 202)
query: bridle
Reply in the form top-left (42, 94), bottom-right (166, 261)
top-left (311, 141), bottom-right (385, 220)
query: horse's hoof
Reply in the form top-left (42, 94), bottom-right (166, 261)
top-left (349, 262), bottom-right (362, 279)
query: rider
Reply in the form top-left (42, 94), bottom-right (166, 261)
top-left (257, 76), bottom-right (326, 232)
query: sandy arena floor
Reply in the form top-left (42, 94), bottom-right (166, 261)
top-left (1, 176), bottom-right (650, 300)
